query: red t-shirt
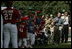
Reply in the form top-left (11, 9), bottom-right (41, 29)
top-left (18, 23), bottom-right (27, 38)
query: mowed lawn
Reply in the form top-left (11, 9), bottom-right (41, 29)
top-left (34, 31), bottom-right (71, 48)
top-left (34, 42), bottom-right (71, 48)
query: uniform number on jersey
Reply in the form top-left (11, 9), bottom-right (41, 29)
top-left (3, 10), bottom-right (13, 20)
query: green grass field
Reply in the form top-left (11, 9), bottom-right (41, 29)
top-left (33, 29), bottom-right (71, 48)
top-left (34, 42), bottom-right (71, 48)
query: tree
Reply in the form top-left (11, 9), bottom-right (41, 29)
top-left (1, 1), bottom-right (70, 17)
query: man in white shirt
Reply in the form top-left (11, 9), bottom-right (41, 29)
top-left (61, 12), bottom-right (69, 43)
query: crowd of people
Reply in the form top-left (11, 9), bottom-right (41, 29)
top-left (1, 1), bottom-right (70, 48)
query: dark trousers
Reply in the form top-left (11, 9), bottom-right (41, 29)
top-left (53, 26), bottom-right (60, 44)
top-left (61, 25), bottom-right (69, 43)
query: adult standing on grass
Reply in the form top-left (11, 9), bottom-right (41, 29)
top-left (61, 12), bottom-right (69, 43)
top-left (53, 12), bottom-right (64, 45)
top-left (1, 1), bottom-right (20, 48)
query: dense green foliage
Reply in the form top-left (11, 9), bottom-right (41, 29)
top-left (1, 1), bottom-right (71, 17)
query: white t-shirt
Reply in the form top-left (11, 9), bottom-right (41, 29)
top-left (61, 16), bottom-right (69, 25)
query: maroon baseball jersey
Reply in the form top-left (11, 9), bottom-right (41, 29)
top-left (1, 7), bottom-right (20, 24)
top-left (18, 23), bottom-right (27, 38)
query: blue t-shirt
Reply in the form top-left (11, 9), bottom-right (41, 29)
top-left (27, 22), bottom-right (35, 34)
top-left (36, 18), bottom-right (42, 25)
top-left (54, 17), bottom-right (64, 26)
